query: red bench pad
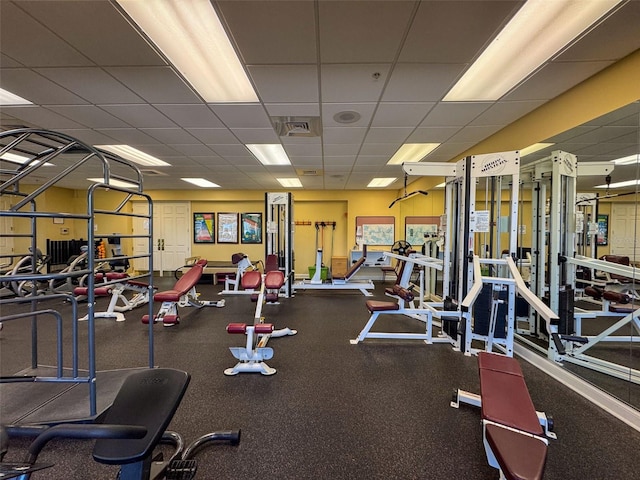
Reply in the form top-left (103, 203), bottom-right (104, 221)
top-left (154, 260), bottom-right (206, 302)
top-left (366, 300), bottom-right (400, 313)
top-left (74, 286), bottom-right (111, 296)
top-left (265, 270), bottom-right (285, 289)
top-left (242, 271), bottom-right (262, 290)
top-left (478, 352), bottom-right (523, 376)
top-left (479, 369), bottom-right (543, 436)
top-left (485, 423), bottom-right (547, 480)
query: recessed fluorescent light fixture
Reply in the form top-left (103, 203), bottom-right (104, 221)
top-left (88, 178), bottom-right (138, 189)
top-left (277, 178), bottom-right (303, 188)
top-left (0, 87), bottom-right (32, 105)
top-left (444, 0), bottom-right (623, 101)
top-left (368, 178), bottom-right (397, 188)
top-left (520, 143), bottom-right (554, 157)
top-left (387, 143), bottom-right (440, 165)
top-left (610, 154), bottom-right (639, 165)
top-left (116, 0), bottom-right (258, 102)
top-left (0, 152), bottom-right (53, 166)
top-left (96, 145), bottom-right (171, 167)
top-left (246, 144), bottom-right (291, 166)
top-left (434, 182), bottom-right (446, 188)
top-left (595, 179), bottom-right (640, 189)
top-left (181, 178), bottom-right (220, 188)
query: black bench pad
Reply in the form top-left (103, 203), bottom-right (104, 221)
top-left (93, 368), bottom-right (190, 465)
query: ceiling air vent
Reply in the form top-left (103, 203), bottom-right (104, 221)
top-left (272, 116), bottom-right (321, 138)
top-left (296, 168), bottom-right (323, 177)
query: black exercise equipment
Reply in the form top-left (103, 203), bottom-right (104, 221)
top-left (391, 240), bottom-right (412, 257)
top-left (1, 368), bottom-right (240, 480)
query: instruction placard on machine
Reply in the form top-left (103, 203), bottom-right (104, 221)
top-left (470, 210), bottom-right (491, 233)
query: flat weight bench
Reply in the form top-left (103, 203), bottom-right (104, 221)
top-left (452, 352), bottom-right (555, 480)
top-left (142, 259), bottom-right (224, 327)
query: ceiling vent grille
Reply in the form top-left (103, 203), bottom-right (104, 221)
top-left (296, 168), bottom-right (323, 176)
top-left (272, 116), bottom-right (321, 137)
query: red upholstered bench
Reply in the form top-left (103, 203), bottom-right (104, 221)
top-left (453, 352), bottom-right (551, 480)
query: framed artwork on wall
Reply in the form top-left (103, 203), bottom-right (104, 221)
top-left (241, 213), bottom-right (262, 244)
top-left (193, 213), bottom-right (215, 243)
top-left (597, 214), bottom-right (608, 246)
top-left (217, 212), bottom-right (239, 243)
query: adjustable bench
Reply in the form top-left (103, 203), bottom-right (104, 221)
top-left (452, 352), bottom-right (555, 480)
top-left (142, 259), bottom-right (224, 327)
top-left (74, 272), bottom-right (152, 322)
top-left (294, 256), bottom-right (375, 296)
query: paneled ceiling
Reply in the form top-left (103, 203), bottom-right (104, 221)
top-left (1, 0), bottom-right (638, 191)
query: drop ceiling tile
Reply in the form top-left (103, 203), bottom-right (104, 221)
top-left (447, 125), bottom-right (503, 144)
top-left (364, 127), bottom-right (413, 144)
top-left (106, 67), bottom-right (199, 104)
top-left (187, 128), bottom-right (238, 144)
top-left (281, 136), bottom-right (322, 146)
top-left (248, 65), bottom-right (319, 103)
top-left (400, 1), bottom-right (522, 63)
top-left (1, 53), bottom-right (23, 68)
top-left (172, 144), bottom-right (218, 157)
top-left (285, 144), bottom-right (323, 156)
top-left (323, 144), bottom-right (361, 156)
top-left (323, 157), bottom-right (357, 168)
top-left (504, 62), bottom-right (613, 102)
top-left (154, 105), bottom-right (224, 128)
top-left (0, 69), bottom-right (88, 105)
top-left (141, 128), bottom-right (199, 144)
top-left (100, 105), bottom-right (177, 128)
top-left (382, 64), bottom-right (466, 102)
top-left (193, 157), bottom-right (232, 167)
top-left (356, 155), bottom-right (392, 166)
top-left (231, 128), bottom-right (280, 144)
top-left (95, 128), bottom-right (163, 145)
top-left (470, 101), bottom-right (544, 126)
top-left (372, 103), bottom-right (434, 127)
top-left (358, 143), bottom-right (398, 156)
top-left (265, 103), bottom-right (320, 117)
top-left (35, 67), bottom-right (145, 104)
top-left (420, 103), bottom-right (492, 127)
top-left (1, 106), bottom-right (85, 129)
top-left (216, 0), bottom-right (317, 64)
top-left (290, 157), bottom-right (323, 166)
top-left (322, 103), bottom-right (376, 128)
top-left (210, 145), bottom-right (253, 156)
top-left (210, 104), bottom-right (272, 128)
top-left (0, 2), bottom-right (92, 67)
top-left (321, 64), bottom-right (391, 103)
top-left (47, 105), bottom-right (129, 128)
top-left (18, 0), bottom-right (165, 66)
top-left (55, 129), bottom-right (121, 145)
top-left (407, 126), bottom-right (461, 143)
top-left (323, 127), bottom-right (367, 144)
top-left (318, 1), bottom-right (415, 63)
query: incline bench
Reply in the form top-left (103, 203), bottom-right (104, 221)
top-left (452, 352), bottom-right (556, 480)
top-left (142, 259), bottom-right (224, 326)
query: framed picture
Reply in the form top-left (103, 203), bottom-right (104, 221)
top-left (597, 214), bottom-right (608, 246)
top-left (193, 213), bottom-right (215, 243)
top-left (217, 212), bottom-right (239, 243)
top-left (241, 213), bottom-right (263, 244)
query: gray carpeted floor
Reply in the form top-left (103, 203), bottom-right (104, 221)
top-left (1, 277), bottom-right (640, 479)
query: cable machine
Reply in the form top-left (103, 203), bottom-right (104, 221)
top-left (265, 192), bottom-right (294, 297)
top-left (405, 151), bottom-right (559, 357)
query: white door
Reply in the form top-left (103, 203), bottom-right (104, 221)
top-left (132, 202), bottom-right (191, 274)
top-left (610, 203), bottom-right (640, 258)
top-left (0, 197), bottom-right (14, 268)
